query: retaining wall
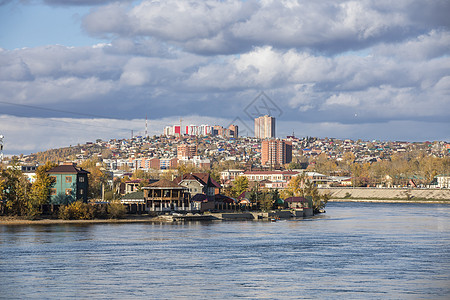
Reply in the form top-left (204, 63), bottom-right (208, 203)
top-left (318, 188), bottom-right (450, 200)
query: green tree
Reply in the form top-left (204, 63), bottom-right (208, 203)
top-left (259, 191), bottom-right (276, 211)
top-left (231, 176), bottom-right (249, 198)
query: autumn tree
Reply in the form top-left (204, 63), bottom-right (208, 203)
top-left (340, 152), bottom-right (355, 175)
top-left (30, 162), bottom-right (57, 206)
top-left (0, 163), bottom-right (31, 216)
top-left (282, 173), bottom-right (328, 213)
top-left (80, 159), bottom-right (110, 200)
top-left (231, 176), bottom-right (249, 198)
top-left (313, 153), bottom-right (337, 175)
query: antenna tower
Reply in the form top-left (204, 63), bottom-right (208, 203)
top-left (145, 114), bottom-right (148, 138)
top-left (0, 135), bottom-right (4, 161)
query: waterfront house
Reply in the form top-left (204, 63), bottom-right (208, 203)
top-left (190, 193), bottom-right (215, 212)
top-left (284, 196), bottom-right (313, 217)
top-left (47, 163), bottom-right (89, 204)
top-left (174, 173), bottom-right (222, 200)
top-left (142, 179), bottom-right (190, 211)
top-left (120, 191), bottom-right (146, 214)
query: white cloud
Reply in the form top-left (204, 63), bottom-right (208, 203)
top-left (324, 94), bottom-right (360, 107)
top-left (82, 0), bottom-right (450, 55)
top-left (1, 0), bottom-right (449, 152)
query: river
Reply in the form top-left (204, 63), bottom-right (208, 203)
top-left (1, 202), bottom-right (449, 299)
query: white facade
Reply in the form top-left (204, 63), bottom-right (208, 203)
top-left (436, 175), bottom-right (450, 188)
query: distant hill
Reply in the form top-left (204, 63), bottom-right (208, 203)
top-left (25, 143), bottom-right (105, 164)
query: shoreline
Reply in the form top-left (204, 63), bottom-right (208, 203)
top-left (328, 198), bottom-right (450, 204)
top-left (0, 215), bottom-right (169, 226)
top-left (2, 198), bottom-right (449, 225)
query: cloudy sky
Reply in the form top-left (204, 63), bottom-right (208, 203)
top-left (0, 0), bottom-right (449, 155)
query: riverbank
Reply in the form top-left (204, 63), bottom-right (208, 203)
top-left (319, 187), bottom-right (450, 202)
top-left (0, 215), bottom-right (170, 226)
top-left (328, 198), bottom-right (450, 204)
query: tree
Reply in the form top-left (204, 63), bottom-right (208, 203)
top-left (1, 162), bottom-right (31, 216)
top-left (107, 200), bottom-right (127, 219)
top-left (30, 162), bottom-right (57, 206)
top-left (257, 189), bottom-right (279, 212)
top-left (80, 159), bottom-right (110, 200)
top-left (231, 176), bottom-right (249, 198)
top-left (281, 173), bottom-right (328, 214)
top-left (281, 174), bottom-right (304, 199)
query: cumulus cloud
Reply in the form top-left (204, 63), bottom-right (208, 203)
top-left (1, 0), bottom-right (449, 153)
top-left (82, 0), bottom-right (450, 55)
top-left (43, 0), bottom-right (121, 6)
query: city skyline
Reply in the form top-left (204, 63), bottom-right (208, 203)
top-left (0, 0), bottom-right (449, 155)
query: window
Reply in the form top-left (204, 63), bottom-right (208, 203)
top-left (65, 176), bottom-right (72, 183)
top-left (79, 176), bottom-right (85, 183)
top-left (50, 188), bottom-right (57, 196)
top-left (65, 188), bottom-right (72, 195)
top-left (80, 189), bottom-right (84, 195)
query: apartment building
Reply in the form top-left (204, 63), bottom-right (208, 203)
top-left (261, 139), bottom-right (292, 167)
top-left (254, 115), bottom-right (275, 139)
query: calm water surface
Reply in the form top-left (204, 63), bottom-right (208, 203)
top-left (1, 202), bottom-right (449, 299)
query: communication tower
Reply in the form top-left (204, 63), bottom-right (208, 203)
top-left (0, 135), bottom-right (4, 161)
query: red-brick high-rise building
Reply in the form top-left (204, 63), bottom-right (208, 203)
top-left (177, 144), bottom-right (197, 160)
top-left (261, 139), bottom-right (292, 167)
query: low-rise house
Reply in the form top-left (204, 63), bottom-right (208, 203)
top-left (174, 173), bottom-right (222, 201)
top-left (47, 163), bottom-right (90, 204)
top-left (284, 196), bottom-right (313, 217)
top-left (434, 175), bottom-right (450, 188)
top-left (220, 169), bottom-right (245, 181)
top-left (121, 191), bottom-right (146, 214)
top-left (242, 170), bottom-right (299, 182)
top-left (142, 179), bottom-right (190, 211)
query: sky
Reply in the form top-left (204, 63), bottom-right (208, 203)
top-left (0, 0), bottom-right (449, 155)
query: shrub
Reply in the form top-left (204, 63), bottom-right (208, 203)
top-left (107, 201), bottom-right (127, 219)
top-left (59, 201), bottom-right (94, 220)
top-left (344, 192), bottom-right (352, 199)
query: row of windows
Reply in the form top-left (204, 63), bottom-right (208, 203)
top-left (50, 188), bottom-right (84, 196)
top-left (50, 176), bottom-right (85, 183)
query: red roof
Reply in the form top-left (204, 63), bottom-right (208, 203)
top-left (243, 171), bottom-right (299, 175)
top-left (284, 197), bottom-right (308, 203)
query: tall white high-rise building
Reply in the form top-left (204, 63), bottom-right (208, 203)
top-left (254, 115), bottom-right (275, 139)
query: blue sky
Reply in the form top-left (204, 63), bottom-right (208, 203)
top-left (0, 1), bottom-right (100, 49)
top-left (0, 0), bottom-right (449, 155)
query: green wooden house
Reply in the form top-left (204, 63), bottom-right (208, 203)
top-left (47, 163), bottom-right (90, 204)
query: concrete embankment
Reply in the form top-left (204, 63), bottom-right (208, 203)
top-left (319, 187), bottom-right (450, 202)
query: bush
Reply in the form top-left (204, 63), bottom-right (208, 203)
top-left (59, 201), bottom-right (94, 220)
top-left (344, 192), bottom-right (352, 199)
top-left (107, 201), bottom-right (127, 219)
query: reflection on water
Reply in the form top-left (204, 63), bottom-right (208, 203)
top-left (1, 202), bottom-right (449, 299)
